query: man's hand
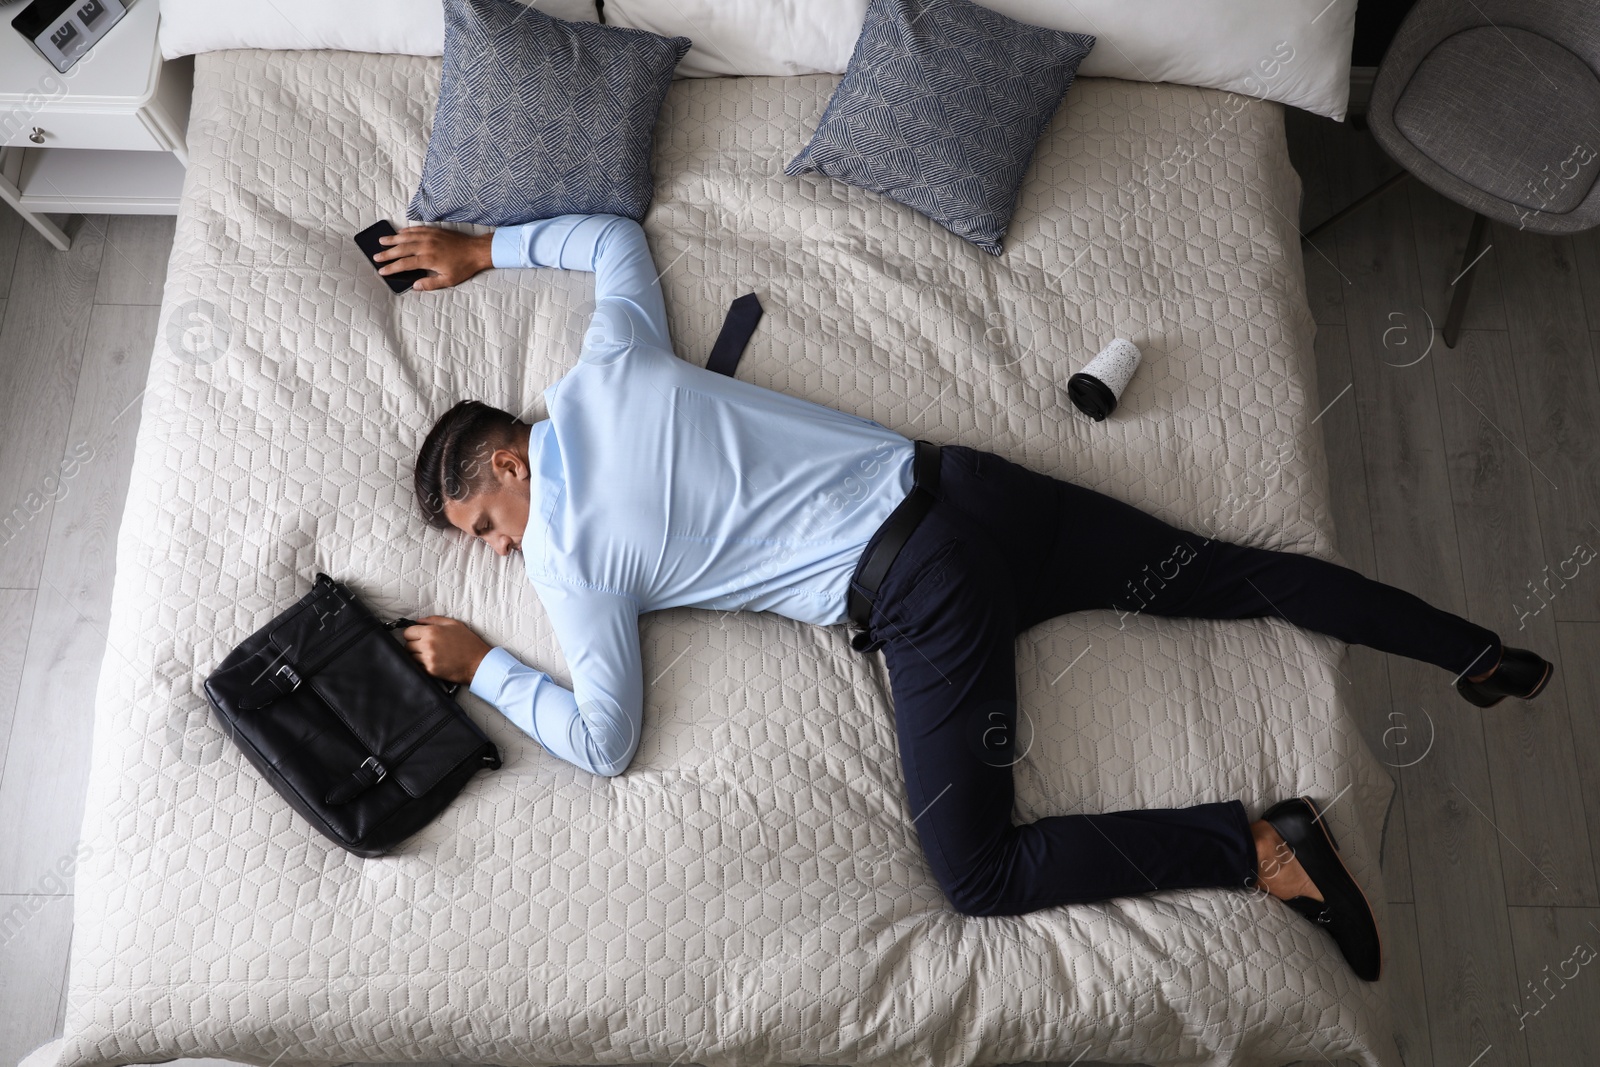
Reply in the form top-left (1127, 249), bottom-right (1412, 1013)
top-left (374, 227), bottom-right (494, 291)
top-left (402, 615), bottom-right (493, 685)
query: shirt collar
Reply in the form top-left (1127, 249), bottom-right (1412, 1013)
top-left (522, 419), bottom-right (562, 567)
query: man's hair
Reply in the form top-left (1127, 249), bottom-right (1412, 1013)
top-left (414, 400), bottom-right (528, 530)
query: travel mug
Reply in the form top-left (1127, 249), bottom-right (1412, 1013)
top-left (1068, 338), bottom-right (1142, 421)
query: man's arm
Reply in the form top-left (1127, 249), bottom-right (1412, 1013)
top-left (491, 214), bottom-right (672, 355)
top-left (374, 215), bottom-right (671, 353)
top-left (477, 582), bottom-right (644, 777)
top-left (413, 583), bottom-right (640, 777)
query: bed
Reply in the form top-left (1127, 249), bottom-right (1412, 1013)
top-left (38, 35), bottom-right (1400, 1067)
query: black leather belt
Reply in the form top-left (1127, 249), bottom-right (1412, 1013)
top-left (846, 439), bottom-right (942, 642)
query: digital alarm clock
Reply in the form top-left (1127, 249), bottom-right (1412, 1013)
top-left (11, 0), bottom-right (127, 73)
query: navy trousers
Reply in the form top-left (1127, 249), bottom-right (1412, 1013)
top-left (847, 445), bottom-right (1502, 917)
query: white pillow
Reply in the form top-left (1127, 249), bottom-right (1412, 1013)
top-left (158, 0), bottom-right (1356, 120)
top-left (598, 0), bottom-right (865, 79)
top-left (157, 0), bottom-right (444, 58)
top-left (155, 0), bottom-right (600, 58)
top-left (601, 0), bottom-right (1356, 118)
top-left (987, 0), bottom-right (1357, 120)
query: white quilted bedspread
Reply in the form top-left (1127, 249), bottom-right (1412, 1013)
top-left (54, 50), bottom-right (1400, 1067)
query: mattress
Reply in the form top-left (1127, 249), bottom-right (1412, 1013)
top-left (49, 50), bottom-right (1401, 1067)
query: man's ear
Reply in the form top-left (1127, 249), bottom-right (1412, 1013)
top-left (491, 443), bottom-right (529, 485)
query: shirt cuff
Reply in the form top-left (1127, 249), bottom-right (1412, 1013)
top-left (469, 645), bottom-right (522, 703)
top-left (490, 227), bottom-right (528, 270)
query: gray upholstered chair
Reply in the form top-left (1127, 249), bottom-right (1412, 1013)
top-left (1307, 0), bottom-right (1600, 346)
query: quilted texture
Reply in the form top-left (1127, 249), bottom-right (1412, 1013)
top-left (57, 49), bottom-right (1401, 1067)
top-left (787, 0), bottom-right (1095, 254)
top-left (408, 0), bottom-right (691, 225)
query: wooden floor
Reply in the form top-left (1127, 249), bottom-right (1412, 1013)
top-left (1284, 109), bottom-right (1600, 1067)
top-left (3, 112), bottom-right (1600, 1067)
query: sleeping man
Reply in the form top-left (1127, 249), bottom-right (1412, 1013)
top-left (376, 213), bottom-right (1552, 984)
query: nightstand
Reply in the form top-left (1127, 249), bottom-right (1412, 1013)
top-left (0, 0), bottom-right (192, 251)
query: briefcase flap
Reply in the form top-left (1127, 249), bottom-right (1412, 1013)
top-left (267, 573), bottom-right (371, 668)
top-left (205, 574), bottom-right (374, 712)
top-left (308, 625), bottom-right (469, 799)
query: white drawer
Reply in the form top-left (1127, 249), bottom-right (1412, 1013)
top-left (2, 108), bottom-right (166, 152)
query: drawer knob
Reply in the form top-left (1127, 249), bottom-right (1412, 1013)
top-left (28, 127), bottom-right (45, 144)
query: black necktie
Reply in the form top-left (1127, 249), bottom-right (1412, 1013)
top-left (705, 292), bottom-right (763, 378)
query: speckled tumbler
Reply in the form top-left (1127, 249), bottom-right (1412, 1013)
top-left (1068, 338), bottom-right (1142, 421)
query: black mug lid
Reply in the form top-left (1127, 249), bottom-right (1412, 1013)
top-left (1067, 372), bottom-right (1118, 421)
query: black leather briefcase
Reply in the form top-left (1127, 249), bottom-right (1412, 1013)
top-left (203, 572), bottom-right (502, 857)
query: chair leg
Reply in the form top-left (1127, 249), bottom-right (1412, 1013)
top-left (1443, 213), bottom-right (1490, 349)
top-left (1302, 169), bottom-right (1410, 242)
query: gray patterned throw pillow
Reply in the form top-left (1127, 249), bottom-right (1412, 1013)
top-left (409, 0), bottom-right (691, 226)
top-left (787, 0), bottom-right (1094, 255)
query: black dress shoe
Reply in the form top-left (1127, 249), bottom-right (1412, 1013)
top-left (1456, 647), bottom-right (1554, 708)
top-left (1261, 797), bottom-right (1382, 982)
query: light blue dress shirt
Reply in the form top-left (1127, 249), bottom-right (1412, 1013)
top-left (468, 214), bottom-right (914, 777)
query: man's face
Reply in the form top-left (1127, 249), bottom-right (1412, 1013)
top-left (441, 445), bottom-right (531, 557)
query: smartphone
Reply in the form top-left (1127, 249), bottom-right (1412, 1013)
top-left (354, 220), bottom-right (429, 294)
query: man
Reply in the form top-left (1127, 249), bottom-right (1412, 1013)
top-left (376, 214), bottom-right (1552, 983)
